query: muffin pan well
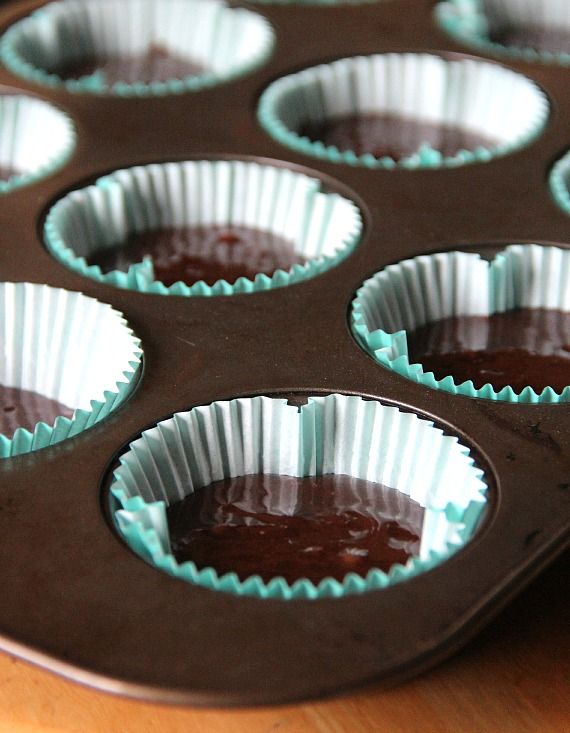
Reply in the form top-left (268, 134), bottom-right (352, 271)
top-left (44, 159), bottom-right (362, 296)
top-left (258, 52), bottom-right (548, 169)
top-left (0, 0), bottom-right (274, 95)
top-left (351, 245), bottom-right (570, 403)
top-left (0, 0), bottom-right (567, 708)
top-left (111, 394), bottom-right (487, 599)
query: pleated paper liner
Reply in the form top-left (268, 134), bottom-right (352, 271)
top-left (0, 0), bottom-right (274, 96)
top-left (44, 160), bottom-right (363, 297)
top-left (111, 394), bottom-right (488, 600)
top-left (436, 0), bottom-right (570, 65)
top-left (550, 149), bottom-right (570, 215)
top-left (351, 244), bottom-right (570, 404)
top-left (0, 283), bottom-right (141, 458)
top-left (257, 53), bottom-right (548, 170)
top-left (0, 95), bottom-right (75, 194)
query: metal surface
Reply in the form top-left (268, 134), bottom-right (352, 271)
top-left (0, 0), bottom-right (567, 706)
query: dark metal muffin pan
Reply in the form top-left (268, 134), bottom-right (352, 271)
top-left (0, 0), bottom-right (568, 707)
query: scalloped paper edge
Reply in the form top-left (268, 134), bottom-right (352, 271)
top-left (112, 489), bottom-right (485, 599)
top-left (2, 362), bottom-right (140, 458)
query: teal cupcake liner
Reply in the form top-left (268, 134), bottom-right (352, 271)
top-left (0, 95), bottom-right (75, 194)
top-left (111, 394), bottom-right (488, 600)
top-left (351, 244), bottom-right (570, 404)
top-left (0, 0), bottom-right (274, 97)
top-left (549, 149), bottom-right (570, 214)
top-left (436, 1), bottom-right (570, 66)
top-left (0, 282), bottom-right (141, 458)
top-left (44, 160), bottom-right (362, 297)
top-left (257, 53), bottom-right (548, 170)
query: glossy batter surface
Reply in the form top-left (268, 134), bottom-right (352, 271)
top-left (406, 308), bottom-right (570, 392)
top-left (167, 474), bottom-right (423, 584)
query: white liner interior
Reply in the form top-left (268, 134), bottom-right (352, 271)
top-left (50, 160), bottom-right (360, 263)
top-left (0, 282), bottom-right (140, 411)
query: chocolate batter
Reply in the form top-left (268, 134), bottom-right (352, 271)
top-left (298, 113), bottom-right (498, 159)
top-left (57, 44), bottom-right (204, 85)
top-left (406, 308), bottom-right (570, 393)
top-left (88, 225), bottom-right (305, 286)
top-left (489, 26), bottom-right (570, 54)
top-left (167, 474), bottom-right (423, 584)
top-left (0, 385), bottom-right (74, 437)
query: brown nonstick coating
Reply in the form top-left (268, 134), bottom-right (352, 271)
top-left (0, 0), bottom-right (567, 707)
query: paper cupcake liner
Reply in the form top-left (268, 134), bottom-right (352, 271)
top-left (110, 394), bottom-right (487, 600)
top-left (44, 160), bottom-right (362, 297)
top-left (549, 150), bottom-right (570, 215)
top-left (436, 1), bottom-right (570, 65)
top-left (0, 283), bottom-right (141, 458)
top-left (0, 95), bottom-right (75, 194)
top-left (257, 53), bottom-right (548, 170)
top-left (352, 244), bottom-right (570, 403)
top-left (0, 0), bottom-right (274, 96)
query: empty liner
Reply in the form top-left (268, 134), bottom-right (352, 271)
top-left (44, 160), bottom-right (362, 296)
top-left (351, 244), bottom-right (570, 403)
top-left (0, 283), bottom-right (141, 457)
top-left (436, 0), bottom-right (570, 64)
top-left (0, 0), bottom-right (274, 96)
top-left (111, 394), bottom-right (487, 600)
top-left (257, 53), bottom-right (548, 169)
top-left (0, 95), bottom-right (75, 193)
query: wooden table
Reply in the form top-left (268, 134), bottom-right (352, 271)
top-left (0, 551), bottom-right (567, 733)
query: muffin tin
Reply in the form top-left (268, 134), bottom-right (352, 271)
top-left (0, 0), bottom-right (568, 707)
